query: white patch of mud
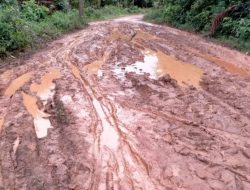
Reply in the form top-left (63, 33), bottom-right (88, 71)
top-left (34, 117), bottom-right (52, 138)
top-left (61, 95), bottom-right (73, 104)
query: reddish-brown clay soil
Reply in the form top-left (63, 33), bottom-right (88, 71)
top-left (1, 15), bottom-right (250, 190)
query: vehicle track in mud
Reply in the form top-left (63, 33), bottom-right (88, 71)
top-left (0, 15), bottom-right (250, 190)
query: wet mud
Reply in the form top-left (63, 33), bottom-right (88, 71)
top-left (0, 15), bottom-right (250, 190)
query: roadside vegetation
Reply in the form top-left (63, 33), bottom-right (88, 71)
top-left (145, 0), bottom-right (250, 52)
top-left (0, 0), bottom-right (147, 58)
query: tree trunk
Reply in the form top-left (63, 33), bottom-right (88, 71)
top-left (79, 0), bottom-right (84, 18)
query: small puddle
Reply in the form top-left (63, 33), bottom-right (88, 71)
top-left (110, 29), bottom-right (131, 41)
top-left (132, 30), bottom-right (157, 42)
top-left (4, 72), bottom-right (33, 97)
top-left (83, 51), bottom-right (110, 77)
top-left (156, 51), bottom-right (204, 88)
top-left (30, 69), bottom-right (61, 101)
top-left (92, 98), bottom-right (119, 150)
top-left (22, 92), bottom-right (52, 138)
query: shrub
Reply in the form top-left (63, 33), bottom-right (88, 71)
top-left (21, 0), bottom-right (49, 22)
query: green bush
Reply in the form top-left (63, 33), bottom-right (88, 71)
top-left (0, 2), bottom-right (86, 57)
top-left (21, 0), bottom-right (49, 22)
top-left (163, 5), bottom-right (182, 25)
top-left (145, 0), bottom-right (250, 51)
top-left (236, 18), bottom-right (250, 39)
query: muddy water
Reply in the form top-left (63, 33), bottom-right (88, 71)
top-left (113, 52), bottom-right (158, 79)
top-left (30, 69), bottom-right (61, 100)
top-left (22, 92), bottom-right (52, 138)
top-left (132, 30), bottom-right (157, 42)
top-left (111, 29), bottom-right (131, 41)
top-left (83, 51), bottom-right (110, 77)
top-left (4, 72), bottom-right (33, 97)
top-left (191, 49), bottom-right (250, 78)
top-left (156, 51), bottom-right (204, 88)
top-left (113, 50), bottom-right (203, 87)
top-left (203, 54), bottom-right (250, 78)
top-left (92, 99), bottom-right (119, 150)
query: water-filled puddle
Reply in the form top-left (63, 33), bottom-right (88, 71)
top-left (83, 51), bottom-right (110, 77)
top-left (114, 50), bottom-right (203, 88)
top-left (4, 72), bottom-right (33, 97)
top-left (156, 51), bottom-right (204, 88)
top-left (30, 69), bottom-right (61, 101)
top-left (132, 30), bottom-right (157, 42)
top-left (22, 92), bottom-right (52, 138)
top-left (92, 98), bottom-right (119, 150)
top-left (113, 52), bottom-right (158, 79)
top-left (69, 63), bottom-right (81, 79)
top-left (190, 49), bottom-right (250, 78)
top-left (111, 29), bottom-right (131, 41)
top-left (84, 61), bottom-right (102, 76)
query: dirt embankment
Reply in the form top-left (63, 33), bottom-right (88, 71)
top-left (0, 15), bottom-right (250, 190)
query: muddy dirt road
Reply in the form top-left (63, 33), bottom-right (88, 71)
top-left (1, 15), bottom-right (250, 190)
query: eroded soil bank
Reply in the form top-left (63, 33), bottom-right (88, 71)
top-left (0, 15), bottom-right (250, 190)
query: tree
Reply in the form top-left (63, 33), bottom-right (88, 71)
top-left (79, 0), bottom-right (83, 17)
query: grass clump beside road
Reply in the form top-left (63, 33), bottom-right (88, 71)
top-left (144, 1), bottom-right (250, 52)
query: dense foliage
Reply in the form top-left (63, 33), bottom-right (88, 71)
top-left (0, 0), bottom-right (145, 57)
top-left (145, 0), bottom-right (250, 51)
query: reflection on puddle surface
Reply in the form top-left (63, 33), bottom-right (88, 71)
top-left (22, 92), bottom-right (52, 138)
top-left (30, 69), bottom-right (61, 101)
top-left (113, 50), bottom-right (204, 88)
top-left (4, 72), bottom-right (33, 97)
top-left (113, 52), bottom-right (158, 79)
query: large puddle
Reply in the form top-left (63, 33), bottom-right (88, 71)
top-left (114, 50), bottom-right (204, 88)
top-left (30, 69), bottom-right (61, 101)
top-left (22, 92), bottom-right (52, 138)
top-left (4, 72), bottom-right (33, 97)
